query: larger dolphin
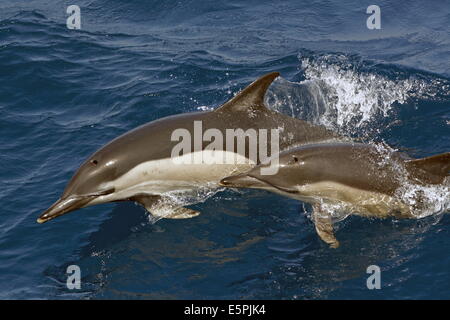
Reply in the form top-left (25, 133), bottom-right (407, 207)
top-left (38, 72), bottom-right (342, 223)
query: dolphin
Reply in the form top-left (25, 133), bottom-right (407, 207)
top-left (220, 142), bottom-right (450, 248)
top-left (38, 72), bottom-right (342, 224)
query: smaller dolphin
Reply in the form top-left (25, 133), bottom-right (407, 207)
top-left (220, 142), bottom-right (450, 248)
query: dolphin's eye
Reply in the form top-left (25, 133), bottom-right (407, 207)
top-left (91, 159), bottom-right (98, 165)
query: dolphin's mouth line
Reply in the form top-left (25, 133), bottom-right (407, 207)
top-left (220, 173), bottom-right (298, 194)
top-left (247, 174), bottom-right (298, 194)
top-left (85, 187), bottom-right (116, 197)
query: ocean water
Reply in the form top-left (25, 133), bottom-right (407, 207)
top-left (0, 0), bottom-right (449, 299)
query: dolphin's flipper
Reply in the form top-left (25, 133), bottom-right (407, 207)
top-left (130, 195), bottom-right (200, 220)
top-left (312, 204), bottom-right (340, 248)
top-left (165, 207), bottom-right (201, 219)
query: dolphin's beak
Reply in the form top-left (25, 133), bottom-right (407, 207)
top-left (37, 188), bottom-right (115, 223)
top-left (37, 196), bottom-right (94, 223)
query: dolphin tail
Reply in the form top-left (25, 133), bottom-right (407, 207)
top-left (406, 152), bottom-right (450, 184)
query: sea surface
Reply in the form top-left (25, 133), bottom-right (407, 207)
top-left (0, 0), bottom-right (449, 299)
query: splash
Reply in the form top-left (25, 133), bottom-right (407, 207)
top-left (196, 105), bottom-right (214, 111)
top-left (302, 55), bottom-right (425, 128)
top-left (395, 179), bottom-right (450, 219)
top-left (266, 53), bottom-right (449, 137)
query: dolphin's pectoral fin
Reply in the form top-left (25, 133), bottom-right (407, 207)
top-left (312, 204), bottom-right (340, 248)
top-left (130, 194), bottom-right (200, 220)
top-left (129, 194), bottom-right (160, 212)
top-left (150, 203), bottom-right (200, 220)
top-left (165, 207), bottom-right (200, 219)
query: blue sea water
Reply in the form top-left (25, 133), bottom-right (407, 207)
top-left (0, 0), bottom-right (449, 299)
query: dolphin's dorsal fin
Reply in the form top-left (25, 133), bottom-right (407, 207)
top-left (406, 152), bottom-right (450, 180)
top-left (216, 72), bottom-right (280, 112)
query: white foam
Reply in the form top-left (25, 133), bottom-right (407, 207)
top-left (395, 180), bottom-right (450, 218)
top-left (266, 54), bottom-right (447, 137)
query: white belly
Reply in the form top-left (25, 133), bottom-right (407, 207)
top-left (91, 150), bottom-right (255, 204)
top-left (289, 181), bottom-right (413, 218)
